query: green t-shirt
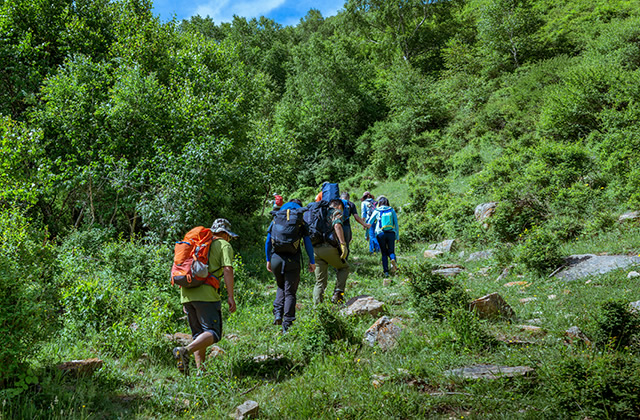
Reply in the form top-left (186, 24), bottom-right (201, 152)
top-left (180, 238), bottom-right (234, 303)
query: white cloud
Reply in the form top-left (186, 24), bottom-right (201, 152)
top-left (192, 0), bottom-right (287, 23)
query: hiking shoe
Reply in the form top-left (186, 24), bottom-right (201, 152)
top-left (273, 316), bottom-right (283, 326)
top-left (172, 346), bottom-right (190, 376)
top-left (331, 290), bottom-right (344, 304)
top-left (391, 259), bottom-right (398, 273)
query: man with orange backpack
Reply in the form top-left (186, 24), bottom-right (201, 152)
top-left (171, 218), bottom-right (238, 375)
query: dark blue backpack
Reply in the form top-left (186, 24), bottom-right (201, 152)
top-left (321, 182), bottom-right (340, 202)
top-left (270, 207), bottom-right (306, 254)
top-left (304, 201), bottom-right (337, 247)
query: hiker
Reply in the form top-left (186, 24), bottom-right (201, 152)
top-left (173, 218), bottom-right (237, 375)
top-left (265, 199), bottom-right (316, 333)
top-left (312, 199), bottom-right (350, 304)
top-left (339, 191), bottom-right (370, 246)
top-left (360, 191), bottom-right (380, 254)
top-left (366, 196), bottom-right (399, 277)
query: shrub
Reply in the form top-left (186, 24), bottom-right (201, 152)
top-left (515, 226), bottom-right (564, 275)
top-left (294, 306), bottom-right (359, 362)
top-left (449, 308), bottom-right (499, 352)
top-left (590, 299), bottom-right (640, 349)
top-left (405, 260), bottom-right (469, 320)
top-left (0, 208), bottom-right (57, 393)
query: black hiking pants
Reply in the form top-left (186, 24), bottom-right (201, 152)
top-left (271, 252), bottom-right (301, 329)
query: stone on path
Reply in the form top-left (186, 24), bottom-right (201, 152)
top-left (466, 250), bottom-right (494, 262)
top-left (364, 316), bottom-right (403, 351)
top-left (628, 271), bottom-right (640, 279)
top-left (445, 364), bottom-right (533, 380)
top-left (164, 332), bottom-right (192, 346)
top-left (496, 266), bottom-right (513, 282)
top-left (619, 211), bottom-right (640, 223)
top-left (475, 202), bottom-right (497, 227)
top-left (423, 250), bottom-right (444, 258)
top-left (57, 358), bottom-right (103, 376)
top-left (503, 281), bottom-right (529, 288)
top-left (341, 296), bottom-right (385, 317)
top-left (554, 254), bottom-right (640, 281)
top-left (433, 264), bottom-right (465, 277)
top-left (209, 345), bottom-right (225, 358)
top-left (519, 297), bottom-right (537, 304)
top-left (565, 326), bottom-right (592, 346)
top-left (231, 400), bottom-right (259, 420)
top-left (469, 293), bottom-right (515, 320)
top-left (429, 239), bottom-right (456, 253)
top-left (517, 325), bottom-right (546, 336)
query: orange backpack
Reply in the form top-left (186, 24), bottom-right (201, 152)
top-left (171, 226), bottom-right (220, 289)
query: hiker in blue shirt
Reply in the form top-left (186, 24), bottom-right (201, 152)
top-left (366, 196), bottom-right (399, 277)
top-left (360, 191), bottom-right (380, 254)
top-left (265, 199), bottom-right (315, 333)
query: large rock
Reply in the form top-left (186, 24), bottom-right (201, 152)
top-left (429, 239), bottom-right (456, 253)
top-left (475, 202), bottom-right (497, 227)
top-left (433, 264), bottom-right (465, 277)
top-left (619, 211), bottom-right (640, 223)
top-left (565, 326), bottom-right (592, 346)
top-left (445, 364), bottom-right (533, 380)
top-left (553, 254), bottom-right (640, 281)
top-left (469, 292), bottom-right (515, 320)
top-left (364, 316), bottom-right (403, 351)
top-left (466, 250), bottom-right (494, 262)
top-left (341, 296), bottom-right (385, 317)
top-left (232, 400), bottom-right (259, 420)
top-left (57, 358), bottom-right (103, 376)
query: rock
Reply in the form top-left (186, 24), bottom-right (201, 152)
top-left (475, 202), bottom-right (498, 227)
top-left (164, 333), bottom-right (192, 346)
top-left (519, 297), bottom-right (537, 304)
top-left (341, 296), bottom-right (385, 317)
top-left (554, 254), bottom-right (640, 281)
top-left (232, 400), bottom-right (259, 420)
top-left (225, 334), bottom-right (240, 342)
top-left (503, 281), bottom-right (529, 288)
top-left (429, 239), bottom-right (456, 253)
top-left (619, 211), bottom-right (640, 223)
top-left (547, 295), bottom-right (557, 300)
top-left (524, 318), bottom-right (543, 325)
top-left (469, 293), bottom-right (515, 320)
top-left (423, 250), bottom-right (444, 258)
top-left (382, 278), bottom-right (392, 287)
top-left (432, 265), bottom-right (465, 277)
top-left (57, 358), bottom-right (103, 376)
top-left (494, 334), bottom-right (536, 346)
top-left (628, 271), bottom-right (640, 279)
top-left (496, 266), bottom-right (513, 282)
top-left (477, 267), bottom-right (491, 276)
top-left (630, 300), bottom-right (640, 313)
top-left (517, 325), bottom-right (546, 336)
top-left (466, 250), bottom-right (494, 262)
top-left (364, 316), bottom-right (403, 351)
top-left (565, 326), bottom-right (592, 346)
top-left (209, 346), bottom-right (225, 358)
top-left (444, 364), bottom-right (533, 380)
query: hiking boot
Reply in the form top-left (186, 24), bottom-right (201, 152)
top-left (331, 290), bottom-right (344, 304)
top-left (273, 316), bottom-right (283, 326)
top-left (172, 346), bottom-right (190, 376)
top-left (391, 259), bottom-right (398, 273)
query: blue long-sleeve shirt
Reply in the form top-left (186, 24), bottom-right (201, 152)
top-left (265, 202), bottom-right (315, 264)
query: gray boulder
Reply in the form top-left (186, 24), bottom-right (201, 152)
top-left (341, 296), bottom-right (385, 317)
top-left (429, 239), bottom-right (456, 253)
top-left (475, 202), bottom-right (497, 227)
top-left (232, 400), bottom-right (259, 420)
top-left (364, 316), bottom-right (403, 351)
top-left (619, 211), bottom-right (640, 223)
top-left (466, 249), bottom-right (494, 262)
top-left (554, 254), bottom-right (640, 281)
top-left (469, 292), bottom-right (515, 320)
top-left (445, 364), bottom-right (533, 380)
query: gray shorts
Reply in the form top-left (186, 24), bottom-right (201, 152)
top-left (184, 301), bottom-right (222, 342)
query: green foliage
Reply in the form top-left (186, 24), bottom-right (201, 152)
top-left (514, 226), bottom-right (564, 275)
top-left (293, 306), bottom-right (359, 362)
top-left (589, 300), bottom-right (640, 349)
top-left (405, 260), bottom-right (469, 320)
top-left (0, 207), bottom-right (57, 390)
top-left (449, 308), bottom-right (499, 351)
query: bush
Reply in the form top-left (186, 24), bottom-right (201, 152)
top-left (449, 308), bottom-right (499, 352)
top-left (515, 226), bottom-right (564, 275)
top-left (405, 260), bottom-right (469, 320)
top-left (294, 306), bottom-right (359, 362)
top-left (590, 299), bottom-right (640, 349)
top-left (0, 208), bottom-right (57, 393)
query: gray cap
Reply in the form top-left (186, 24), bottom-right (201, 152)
top-left (211, 218), bottom-right (238, 238)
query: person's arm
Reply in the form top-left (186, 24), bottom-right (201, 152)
top-left (333, 223), bottom-right (348, 260)
top-left (303, 235), bottom-right (316, 272)
top-left (265, 232), bottom-right (272, 272)
top-left (353, 212), bottom-right (371, 229)
top-left (223, 265), bottom-right (236, 313)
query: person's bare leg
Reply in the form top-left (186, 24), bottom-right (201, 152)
top-left (187, 332), bottom-right (214, 369)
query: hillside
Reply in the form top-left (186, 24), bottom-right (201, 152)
top-left (2, 0), bottom-right (640, 418)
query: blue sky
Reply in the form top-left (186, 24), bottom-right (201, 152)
top-left (152, 0), bottom-right (346, 27)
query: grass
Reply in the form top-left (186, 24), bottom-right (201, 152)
top-left (4, 186), bottom-right (640, 419)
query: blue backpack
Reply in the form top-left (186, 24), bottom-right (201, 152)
top-left (378, 208), bottom-right (395, 231)
top-left (321, 182), bottom-right (340, 202)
